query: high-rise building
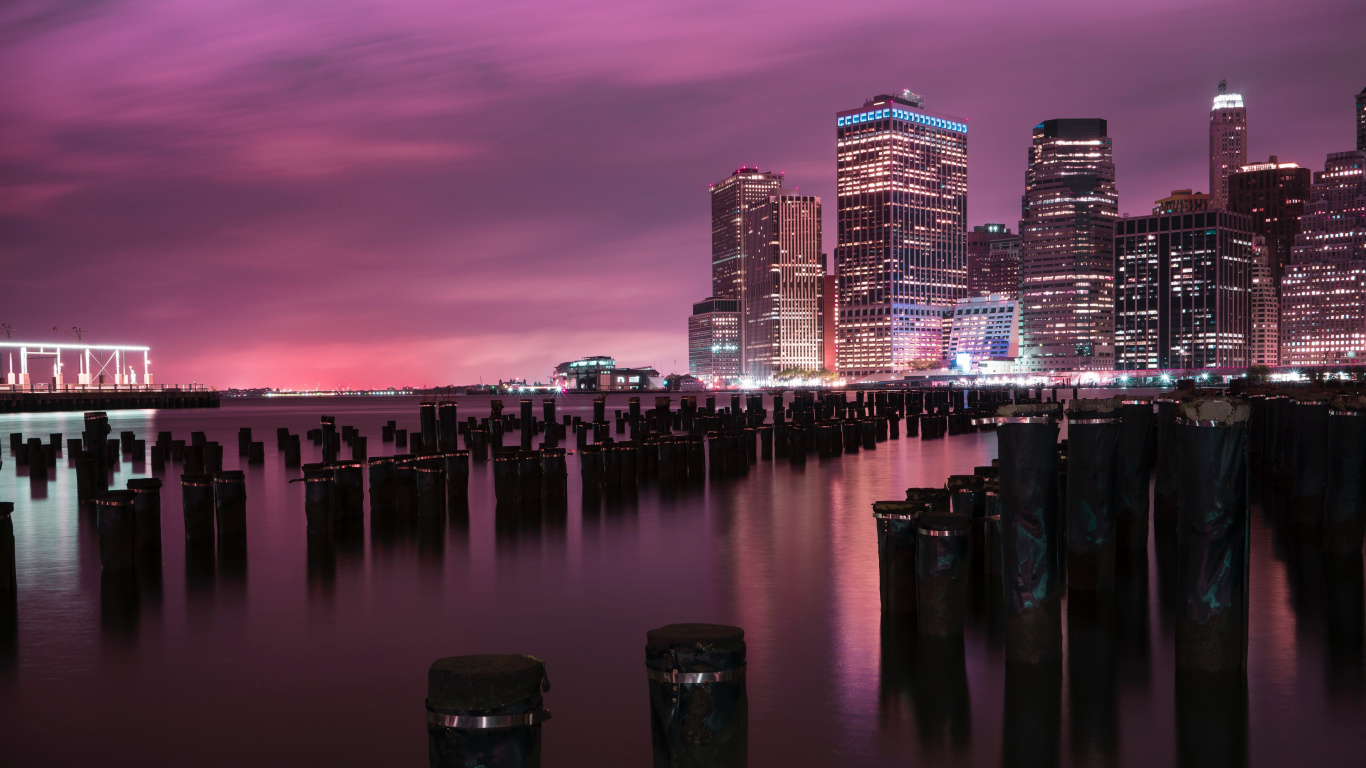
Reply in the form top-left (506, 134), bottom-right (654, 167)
top-left (1357, 86), bottom-right (1365, 152)
top-left (743, 191), bottom-right (823, 378)
top-left (821, 261), bottom-right (837, 372)
top-left (967, 224), bottom-right (1021, 298)
top-left (1281, 150), bottom-right (1366, 366)
top-left (687, 297), bottom-right (741, 382)
top-left (1114, 210), bottom-right (1255, 370)
top-left (1153, 189), bottom-right (1210, 214)
top-left (711, 167), bottom-right (783, 365)
top-left (835, 90), bottom-right (968, 377)
top-left (1249, 236), bottom-right (1279, 366)
top-left (1018, 119), bottom-right (1118, 372)
top-left (1227, 156), bottom-right (1311, 282)
top-left (944, 294), bottom-right (1019, 365)
top-left (1209, 80), bottom-right (1247, 210)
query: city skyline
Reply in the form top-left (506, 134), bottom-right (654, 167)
top-left (2, 2), bottom-right (1364, 387)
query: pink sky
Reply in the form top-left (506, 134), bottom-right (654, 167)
top-left (2, 0), bottom-right (1363, 387)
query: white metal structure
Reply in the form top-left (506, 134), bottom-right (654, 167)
top-left (0, 342), bottom-right (151, 389)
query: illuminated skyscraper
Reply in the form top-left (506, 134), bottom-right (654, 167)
top-left (1209, 80), bottom-right (1247, 210)
top-left (744, 191), bottom-right (823, 378)
top-left (835, 91), bottom-right (968, 377)
top-left (1249, 236), bottom-right (1279, 366)
top-left (711, 167), bottom-right (783, 366)
top-left (1114, 210), bottom-right (1254, 370)
top-left (967, 224), bottom-right (1021, 298)
top-left (1153, 189), bottom-right (1209, 214)
top-left (1018, 119), bottom-right (1118, 372)
top-left (1357, 86), bottom-right (1365, 152)
top-left (1281, 150), bottom-right (1366, 366)
top-left (1227, 156), bottom-right (1310, 283)
top-left (688, 297), bottom-right (741, 382)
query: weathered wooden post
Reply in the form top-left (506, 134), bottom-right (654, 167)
top-left (445, 450), bottom-right (471, 506)
top-left (439, 403), bottom-right (459, 452)
top-left (1154, 397), bottom-right (1181, 525)
top-left (646, 623), bottom-right (747, 768)
top-left (1116, 397), bottom-right (1154, 552)
top-left (426, 654), bottom-right (551, 768)
top-left (917, 512), bottom-right (970, 636)
top-left (421, 402), bottom-right (439, 455)
top-left (1066, 398), bottom-right (1120, 592)
top-left (416, 458), bottom-right (447, 519)
top-left (181, 474), bottom-right (216, 542)
top-left (0, 503), bottom-right (14, 600)
top-left (303, 463), bottom-right (335, 536)
top-left (1175, 398), bottom-right (1250, 674)
top-left (1325, 395), bottom-right (1366, 554)
top-left (333, 462), bottom-right (365, 521)
top-left (995, 403), bottom-right (1063, 665)
top-left (213, 470), bottom-right (248, 537)
top-left (369, 456), bottom-right (397, 515)
top-left (1287, 395), bottom-right (1331, 525)
top-left (96, 491), bottom-right (138, 571)
top-left (873, 499), bottom-right (927, 615)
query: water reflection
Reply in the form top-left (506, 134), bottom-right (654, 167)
top-left (1068, 592), bottom-right (1118, 764)
top-left (1175, 670), bottom-right (1247, 768)
top-left (99, 570), bottom-right (139, 641)
top-left (1323, 552), bottom-right (1365, 703)
top-left (914, 635), bottom-right (971, 757)
top-left (1114, 548), bottom-right (1151, 692)
top-left (1003, 663), bottom-right (1061, 768)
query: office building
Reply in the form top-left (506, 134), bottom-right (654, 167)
top-left (1209, 80), bottom-right (1247, 210)
top-left (1227, 156), bottom-right (1311, 281)
top-left (821, 264), bottom-right (837, 372)
top-left (967, 224), bottom-right (1021, 298)
top-left (1281, 150), bottom-right (1366, 366)
top-left (835, 90), bottom-right (968, 377)
top-left (1114, 210), bottom-right (1255, 370)
top-left (1357, 85), bottom-right (1365, 152)
top-left (687, 297), bottom-right (742, 382)
top-left (744, 191), bottom-right (823, 378)
top-left (1153, 189), bottom-right (1209, 214)
top-left (1249, 237), bottom-right (1279, 366)
top-left (711, 167), bottom-right (783, 364)
top-left (1018, 118), bottom-right (1118, 372)
top-left (944, 294), bottom-right (1019, 365)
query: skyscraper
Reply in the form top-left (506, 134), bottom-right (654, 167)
top-left (711, 167), bottom-right (783, 367)
top-left (1357, 85), bottom-right (1365, 152)
top-left (1114, 210), bottom-right (1254, 371)
top-left (744, 191), bottom-right (823, 378)
top-left (1227, 156), bottom-right (1310, 283)
top-left (835, 91), bottom-right (968, 377)
top-left (1153, 189), bottom-right (1209, 214)
top-left (1249, 236), bottom-right (1279, 366)
top-left (688, 297), bottom-right (742, 382)
top-left (1280, 150), bottom-right (1366, 366)
top-left (1209, 80), bottom-right (1247, 210)
top-left (1018, 119), bottom-right (1118, 372)
top-left (967, 224), bottom-right (1021, 298)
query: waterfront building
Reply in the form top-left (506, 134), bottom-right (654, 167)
top-left (1114, 209), bottom-right (1255, 370)
top-left (1227, 157), bottom-right (1311, 282)
top-left (711, 167), bottom-right (783, 365)
top-left (1153, 189), bottom-right (1209, 214)
top-left (834, 90), bottom-right (968, 377)
top-left (1281, 150), bottom-right (1366, 366)
top-left (1209, 80), bottom-right (1247, 210)
top-left (967, 224), bottom-right (1021, 298)
top-left (1249, 236), bottom-right (1279, 366)
top-left (944, 294), bottom-right (1019, 366)
top-left (744, 191), bottom-right (823, 378)
top-left (1018, 118), bottom-right (1118, 372)
top-left (553, 356), bottom-right (617, 390)
top-left (687, 296), bottom-right (742, 382)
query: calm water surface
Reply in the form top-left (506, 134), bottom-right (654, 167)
top-left (0, 395), bottom-right (1362, 766)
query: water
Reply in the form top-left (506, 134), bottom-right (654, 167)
top-left (0, 395), bottom-right (1362, 766)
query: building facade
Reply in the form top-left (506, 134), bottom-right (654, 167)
top-left (1227, 157), bottom-right (1311, 283)
top-left (967, 224), bottom-right (1021, 298)
top-left (1357, 86), bottom-right (1365, 152)
top-left (1209, 81), bottom-right (1247, 210)
top-left (834, 90), bottom-right (968, 377)
top-left (1153, 189), bottom-right (1210, 214)
top-left (1249, 237), bottom-right (1279, 366)
top-left (944, 294), bottom-right (1019, 365)
top-left (1114, 210), bottom-right (1255, 370)
top-left (821, 267), bottom-right (837, 372)
top-left (1018, 118), bottom-right (1118, 372)
top-left (1281, 150), bottom-right (1366, 366)
top-left (711, 167), bottom-right (783, 365)
top-left (744, 191), bottom-right (823, 378)
top-left (687, 297), bottom-right (742, 382)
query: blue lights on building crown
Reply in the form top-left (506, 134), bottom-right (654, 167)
top-left (837, 107), bottom-right (967, 134)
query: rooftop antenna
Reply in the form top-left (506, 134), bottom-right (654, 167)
top-left (1, 323), bottom-right (13, 339)
top-left (54, 326), bottom-right (84, 340)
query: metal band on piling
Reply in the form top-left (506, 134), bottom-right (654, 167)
top-left (645, 666), bottom-right (747, 684)
top-left (917, 527), bottom-right (968, 537)
top-left (425, 708), bottom-right (552, 729)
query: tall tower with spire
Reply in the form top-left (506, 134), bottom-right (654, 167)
top-left (1209, 80), bottom-right (1247, 210)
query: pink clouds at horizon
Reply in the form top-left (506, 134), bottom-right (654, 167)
top-left (1, 0), bottom-right (1363, 388)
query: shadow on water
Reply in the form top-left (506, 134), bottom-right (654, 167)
top-left (878, 613), bottom-right (916, 738)
top-left (186, 538), bottom-right (216, 625)
top-left (1003, 662), bottom-right (1061, 768)
top-left (1115, 547), bottom-right (1151, 692)
top-left (1175, 670), bottom-right (1247, 768)
top-left (1068, 591), bottom-right (1118, 764)
top-left (1323, 552), bottom-right (1365, 704)
top-left (100, 570), bottom-right (139, 643)
top-left (914, 634), bottom-right (971, 758)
